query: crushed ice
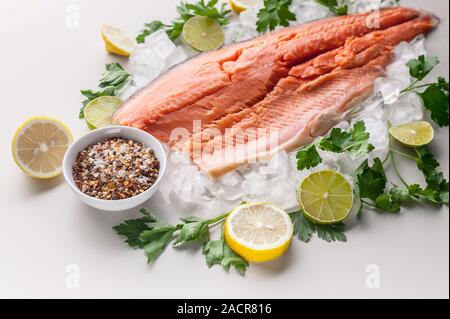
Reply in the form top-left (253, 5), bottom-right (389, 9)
top-left (119, 1), bottom-right (429, 216)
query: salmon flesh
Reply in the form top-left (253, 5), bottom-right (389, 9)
top-left (114, 7), bottom-right (437, 178)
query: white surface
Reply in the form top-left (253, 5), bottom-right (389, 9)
top-left (62, 126), bottom-right (167, 211)
top-left (0, 0), bottom-right (448, 299)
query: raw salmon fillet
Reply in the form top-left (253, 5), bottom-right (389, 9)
top-left (114, 7), bottom-right (437, 178)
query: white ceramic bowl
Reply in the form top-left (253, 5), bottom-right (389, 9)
top-left (63, 126), bottom-right (167, 211)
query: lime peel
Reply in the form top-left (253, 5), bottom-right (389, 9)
top-left (298, 170), bottom-right (353, 224)
top-left (389, 121), bottom-right (434, 147)
top-left (83, 96), bottom-right (123, 130)
top-left (182, 16), bottom-right (225, 52)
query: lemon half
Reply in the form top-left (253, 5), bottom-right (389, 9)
top-left (298, 170), bottom-right (353, 224)
top-left (229, 0), bottom-right (261, 13)
top-left (101, 24), bottom-right (135, 57)
top-left (389, 121), bottom-right (434, 147)
top-left (224, 202), bottom-right (293, 263)
top-left (11, 117), bottom-right (73, 179)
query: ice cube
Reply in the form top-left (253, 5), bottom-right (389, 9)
top-left (239, 4), bottom-right (261, 28)
top-left (224, 23), bottom-right (244, 45)
top-left (166, 46), bottom-right (188, 68)
top-left (292, 0), bottom-right (330, 24)
top-left (241, 173), bottom-right (268, 198)
top-left (239, 25), bottom-right (259, 42)
top-left (177, 42), bottom-right (199, 58)
top-left (144, 30), bottom-right (176, 59)
top-left (131, 64), bottom-right (158, 90)
top-left (393, 36), bottom-right (427, 64)
top-left (363, 118), bottom-right (389, 150)
top-left (219, 172), bottom-right (244, 201)
top-left (348, 0), bottom-right (383, 14)
top-left (374, 77), bottom-right (405, 103)
top-left (385, 93), bottom-right (424, 126)
top-left (265, 175), bottom-right (298, 210)
top-left (339, 153), bottom-right (368, 175)
top-left (118, 82), bottom-right (139, 100)
top-left (262, 151), bottom-right (291, 177)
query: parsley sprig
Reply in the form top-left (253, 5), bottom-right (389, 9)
top-left (136, 0), bottom-right (231, 43)
top-left (114, 208), bottom-right (248, 274)
top-left (79, 63), bottom-right (130, 118)
top-left (314, 0), bottom-right (348, 15)
top-left (402, 55), bottom-right (449, 127)
top-left (355, 126), bottom-right (449, 218)
top-left (296, 121), bottom-right (375, 170)
top-left (290, 211), bottom-right (347, 243)
top-left (256, 0), bottom-right (297, 33)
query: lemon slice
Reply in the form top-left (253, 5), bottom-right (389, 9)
top-left (182, 16), bottom-right (225, 52)
top-left (229, 0), bottom-right (261, 13)
top-left (298, 170), bottom-right (353, 224)
top-left (224, 202), bottom-right (293, 263)
top-left (389, 121), bottom-right (434, 147)
top-left (11, 117), bottom-right (73, 179)
top-left (83, 96), bottom-right (123, 130)
top-left (101, 24), bottom-right (135, 57)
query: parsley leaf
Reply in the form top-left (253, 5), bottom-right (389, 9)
top-left (203, 231), bottom-right (248, 275)
top-left (137, 0), bottom-right (231, 42)
top-left (407, 55), bottom-right (439, 81)
top-left (173, 217), bottom-right (210, 246)
top-left (256, 0), bottom-right (296, 33)
top-left (414, 146), bottom-right (440, 176)
top-left (375, 194), bottom-right (401, 213)
top-left (315, 223), bottom-right (347, 242)
top-left (114, 208), bottom-right (250, 273)
top-left (79, 63), bottom-right (129, 118)
top-left (140, 223), bottom-right (177, 263)
top-left (403, 56), bottom-right (449, 127)
top-left (374, 186), bottom-right (409, 213)
top-left (113, 210), bottom-right (157, 248)
top-left (296, 121), bottom-right (374, 170)
top-left (320, 121), bottom-right (375, 156)
top-left (290, 211), bottom-right (347, 243)
top-left (290, 211), bottom-right (315, 243)
top-left (355, 158), bottom-right (387, 202)
top-left (296, 144), bottom-right (322, 170)
top-left (419, 83), bottom-right (449, 127)
top-left (414, 147), bottom-right (449, 205)
top-left (314, 0), bottom-right (348, 16)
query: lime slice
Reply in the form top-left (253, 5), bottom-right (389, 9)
top-left (229, 0), bottom-right (261, 13)
top-left (182, 16), bottom-right (225, 52)
top-left (389, 121), bottom-right (434, 147)
top-left (298, 170), bottom-right (353, 224)
top-left (101, 24), bottom-right (135, 57)
top-left (11, 116), bottom-right (73, 179)
top-left (224, 202), bottom-right (293, 263)
top-left (84, 96), bottom-right (123, 130)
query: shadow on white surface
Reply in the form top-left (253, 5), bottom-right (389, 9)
top-left (21, 174), bottom-right (64, 196)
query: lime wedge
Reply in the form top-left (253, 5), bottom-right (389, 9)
top-left (84, 96), bottom-right (123, 130)
top-left (298, 170), bottom-right (353, 224)
top-left (182, 16), bottom-right (225, 52)
top-left (389, 121), bottom-right (434, 147)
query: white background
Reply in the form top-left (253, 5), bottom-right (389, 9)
top-left (0, 0), bottom-right (448, 299)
